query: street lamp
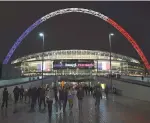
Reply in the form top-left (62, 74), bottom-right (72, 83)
top-left (39, 32), bottom-right (45, 86)
top-left (109, 33), bottom-right (114, 91)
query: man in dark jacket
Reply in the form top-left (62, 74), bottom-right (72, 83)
top-left (77, 87), bottom-right (84, 111)
top-left (27, 87), bottom-right (32, 103)
top-left (13, 86), bottom-right (20, 113)
top-left (58, 87), bottom-right (64, 111)
top-left (1, 87), bottom-right (9, 108)
top-left (104, 85), bottom-right (109, 99)
top-left (90, 87), bottom-right (93, 95)
top-left (53, 86), bottom-right (58, 103)
top-left (30, 87), bottom-right (37, 111)
top-left (88, 86), bottom-right (91, 95)
top-left (24, 89), bottom-right (28, 103)
top-left (37, 86), bottom-right (41, 104)
top-left (63, 87), bottom-right (68, 112)
top-left (13, 86), bottom-right (20, 104)
top-left (93, 87), bottom-right (102, 108)
top-left (20, 85), bottom-right (24, 101)
top-left (84, 86), bottom-right (88, 95)
top-left (39, 87), bottom-right (46, 110)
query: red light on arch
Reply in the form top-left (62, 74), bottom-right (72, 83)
top-left (107, 18), bottom-right (150, 70)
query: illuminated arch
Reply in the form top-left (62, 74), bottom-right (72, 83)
top-left (3, 8), bottom-right (150, 70)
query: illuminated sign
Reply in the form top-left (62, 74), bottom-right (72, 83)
top-left (65, 63), bottom-right (77, 67)
top-left (53, 64), bottom-right (63, 67)
top-left (77, 63), bottom-right (94, 67)
top-left (53, 60), bottom-right (94, 69)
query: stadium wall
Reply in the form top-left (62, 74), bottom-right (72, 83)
top-left (99, 77), bottom-right (150, 102)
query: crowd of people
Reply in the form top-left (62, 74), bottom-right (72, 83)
top-left (0, 83), bottom-right (110, 118)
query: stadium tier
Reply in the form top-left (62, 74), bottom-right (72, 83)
top-left (11, 50), bottom-right (144, 76)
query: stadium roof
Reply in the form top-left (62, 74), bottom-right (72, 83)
top-left (11, 49), bottom-right (140, 64)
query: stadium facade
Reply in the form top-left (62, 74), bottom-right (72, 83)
top-left (11, 50), bottom-right (144, 76)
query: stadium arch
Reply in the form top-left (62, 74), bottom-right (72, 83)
top-left (3, 8), bottom-right (150, 70)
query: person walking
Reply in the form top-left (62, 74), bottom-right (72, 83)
top-left (90, 87), bottom-right (93, 95)
top-left (141, 76), bottom-right (144, 81)
top-left (20, 85), bottom-right (24, 101)
top-left (93, 87), bottom-right (102, 108)
top-left (104, 85), bottom-right (109, 99)
top-left (1, 87), bottom-right (9, 109)
top-left (27, 87), bottom-right (32, 104)
top-left (13, 86), bottom-right (20, 104)
top-left (24, 89), bottom-right (28, 103)
top-left (30, 87), bottom-right (37, 111)
top-left (58, 87), bottom-right (64, 112)
top-left (68, 87), bottom-right (73, 111)
top-left (13, 86), bottom-right (20, 113)
top-left (39, 87), bottom-right (46, 110)
top-left (77, 87), bottom-right (84, 111)
top-left (53, 86), bottom-right (58, 103)
top-left (85, 86), bottom-right (88, 95)
top-left (63, 87), bottom-right (68, 112)
top-left (46, 86), bottom-right (54, 118)
top-left (72, 87), bottom-right (78, 111)
top-left (37, 86), bottom-right (41, 104)
top-left (88, 86), bottom-right (91, 95)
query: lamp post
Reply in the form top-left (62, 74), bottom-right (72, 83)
top-left (109, 33), bottom-right (114, 92)
top-left (39, 33), bottom-right (45, 86)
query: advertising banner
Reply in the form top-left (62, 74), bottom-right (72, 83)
top-left (97, 61), bottom-right (110, 71)
top-left (53, 60), bottom-right (94, 69)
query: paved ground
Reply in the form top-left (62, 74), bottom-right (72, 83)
top-left (1, 93), bottom-right (150, 123)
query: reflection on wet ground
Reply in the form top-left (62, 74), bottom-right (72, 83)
top-left (1, 95), bottom-right (150, 123)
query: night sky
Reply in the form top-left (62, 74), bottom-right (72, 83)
top-left (0, 1), bottom-right (150, 63)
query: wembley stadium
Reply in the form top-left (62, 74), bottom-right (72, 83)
top-left (11, 50), bottom-right (144, 76)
